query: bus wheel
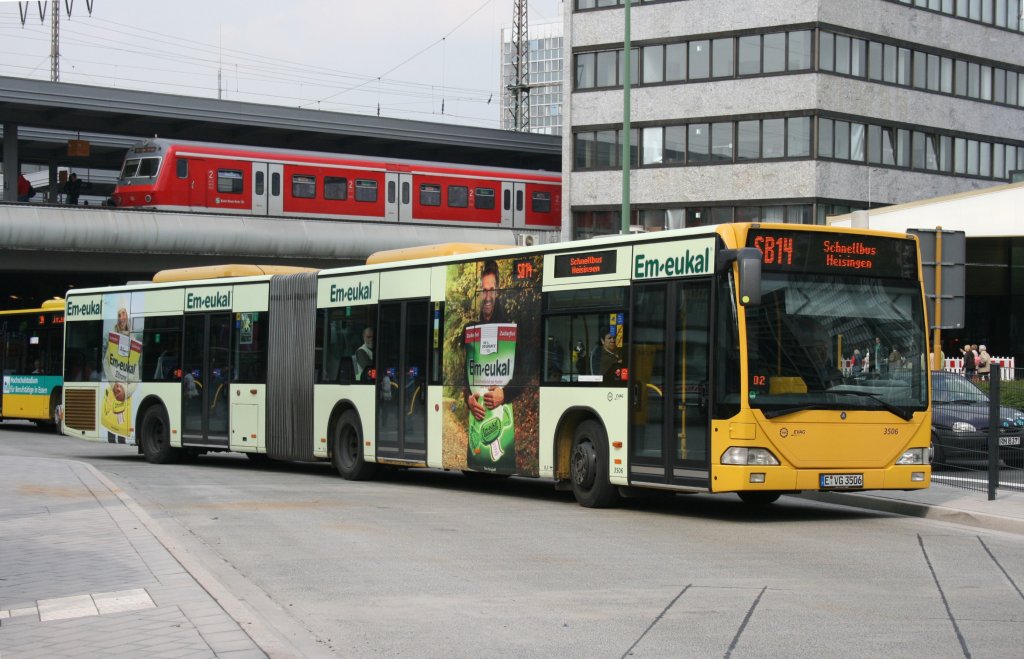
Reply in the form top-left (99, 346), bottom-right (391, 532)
top-left (332, 411), bottom-right (377, 481)
top-left (140, 406), bottom-right (180, 464)
top-left (570, 420), bottom-right (619, 508)
top-left (50, 389), bottom-right (63, 433)
top-left (737, 492), bottom-right (781, 505)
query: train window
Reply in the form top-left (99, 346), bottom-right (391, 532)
top-left (402, 181), bottom-right (410, 205)
top-left (292, 174), bottom-right (316, 199)
top-left (448, 185), bottom-right (468, 208)
top-left (217, 169), bottom-right (244, 194)
top-left (516, 189), bottom-right (524, 212)
top-left (137, 158), bottom-right (160, 178)
top-left (475, 187), bottom-right (495, 209)
top-left (355, 179), bottom-right (378, 202)
top-left (387, 180), bottom-right (396, 203)
top-left (176, 159), bottom-right (188, 179)
top-left (503, 188), bottom-right (511, 210)
top-left (119, 159), bottom-right (140, 179)
top-left (420, 184), bottom-right (441, 206)
top-left (271, 173), bottom-right (280, 196)
top-left (531, 191), bottom-right (551, 213)
top-left (255, 171), bottom-right (264, 196)
top-left (325, 177), bottom-right (348, 200)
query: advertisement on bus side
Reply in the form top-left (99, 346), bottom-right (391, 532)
top-left (443, 256), bottom-right (543, 476)
top-left (101, 293), bottom-right (144, 445)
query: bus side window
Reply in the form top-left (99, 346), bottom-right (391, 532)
top-left (141, 315), bottom-right (183, 383)
top-left (321, 306), bottom-right (376, 385)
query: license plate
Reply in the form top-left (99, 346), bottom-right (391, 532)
top-left (820, 474), bottom-right (863, 488)
top-left (999, 436), bottom-right (1021, 446)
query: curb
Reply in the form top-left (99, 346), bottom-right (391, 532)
top-left (798, 491), bottom-right (1024, 536)
top-left (78, 461), bottom-right (331, 659)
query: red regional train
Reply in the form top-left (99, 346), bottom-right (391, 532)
top-left (111, 138), bottom-right (561, 231)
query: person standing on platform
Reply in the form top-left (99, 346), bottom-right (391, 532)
top-left (64, 172), bottom-right (83, 205)
top-left (17, 173), bottom-right (34, 202)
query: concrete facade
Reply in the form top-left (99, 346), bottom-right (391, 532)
top-left (563, 0), bottom-right (1024, 238)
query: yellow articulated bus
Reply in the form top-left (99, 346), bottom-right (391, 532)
top-left (61, 224), bottom-right (931, 507)
top-left (1, 299), bottom-right (66, 427)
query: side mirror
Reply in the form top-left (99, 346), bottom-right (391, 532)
top-left (719, 247), bottom-right (762, 306)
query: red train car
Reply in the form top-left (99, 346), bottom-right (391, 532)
top-left (111, 138), bottom-right (561, 231)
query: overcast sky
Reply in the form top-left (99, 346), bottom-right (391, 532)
top-left (0, 0), bottom-right (564, 129)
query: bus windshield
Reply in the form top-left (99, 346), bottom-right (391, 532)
top-left (745, 272), bottom-right (928, 419)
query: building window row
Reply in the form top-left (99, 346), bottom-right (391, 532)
top-left (575, 29), bottom-right (813, 89)
top-left (572, 201), bottom-right (871, 237)
top-left (572, 203), bottom-right (823, 238)
top-left (574, 113), bottom-right (1024, 181)
top-left (888, 0), bottom-right (1023, 33)
top-left (575, 116), bottom-right (813, 170)
top-left (818, 116), bottom-right (1024, 179)
top-left (572, 0), bottom-right (1022, 33)
top-left (574, 27), bottom-right (1024, 111)
top-left (820, 30), bottom-right (1024, 108)
top-left (574, 0), bottom-right (683, 10)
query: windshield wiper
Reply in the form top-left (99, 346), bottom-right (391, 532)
top-left (828, 390), bottom-right (914, 421)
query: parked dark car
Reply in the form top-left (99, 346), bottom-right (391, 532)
top-left (931, 371), bottom-right (1024, 466)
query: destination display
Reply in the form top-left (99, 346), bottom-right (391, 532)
top-left (553, 250), bottom-right (617, 278)
top-left (746, 230), bottom-right (918, 279)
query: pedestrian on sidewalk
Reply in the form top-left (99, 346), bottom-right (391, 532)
top-left (978, 344), bottom-right (992, 381)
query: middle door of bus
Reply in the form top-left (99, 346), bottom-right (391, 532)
top-left (181, 313), bottom-right (232, 448)
top-left (375, 299), bottom-right (429, 462)
top-left (628, 279), bottom-right (712, 489)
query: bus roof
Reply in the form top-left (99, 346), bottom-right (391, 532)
top-left (152, 264), bottom-right (318, 283)
top-left (365, 243), bottom-right (509, 265)
top-left (0, 298), bottom-right (65, 316)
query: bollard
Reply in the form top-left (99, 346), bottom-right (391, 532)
top-left (987, 365), bottom-right (1001, 500)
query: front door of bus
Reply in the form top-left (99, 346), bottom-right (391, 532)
top-left (629, 280), bottom-right (711, 489)
top-left (182, 313), bottom-right (232, 448)
top-left (375, 299), bottom-right (428, 462)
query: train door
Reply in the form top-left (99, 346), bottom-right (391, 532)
top-left (384, 173), bottom-right (402, 222)
top-left (628, 279), bottom-right (712, 490)
top-left (267, 163), bottom-right (284, 216)
top-left (384, 173), bottom-right (412, 222)
top-left (251, 162), bottom-right (269, 215)
top-left (188, 159), bottom-right (208, 208)
top-left (374, 299), bottom-right (429, 462)
top-left (500, 181), bottom-right (523, 228)
top-left (181, 313), bottom-right (232, 449)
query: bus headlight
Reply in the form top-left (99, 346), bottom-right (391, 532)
top-left (721, 447), bottom-right (780, 465)
top-left (952, 421), bottom-right (976, 433)
top-left (896, 448), bottom-right (926, 465)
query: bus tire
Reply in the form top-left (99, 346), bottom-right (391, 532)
top-left (570, 420), bottom-right (619, 508)
top-left (737, 492), bottom-right (781, 505)
top-left (140, 405), bottom-right (180, 464)
top-left (332, 410), bottom-right (377, 481)
top-left (50, 388), bottom-right (63, 433)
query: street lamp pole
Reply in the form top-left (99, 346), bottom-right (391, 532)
top-left (621, 0), bottom-right (632, 234)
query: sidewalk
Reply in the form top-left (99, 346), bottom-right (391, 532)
top-left (0, 457), bottom-right (282, 659)
top-left (800, 482), bottom-right (1024, 536)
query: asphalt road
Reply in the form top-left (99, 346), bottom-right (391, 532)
top-left (3, 421), bottom-right (1023, 658)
